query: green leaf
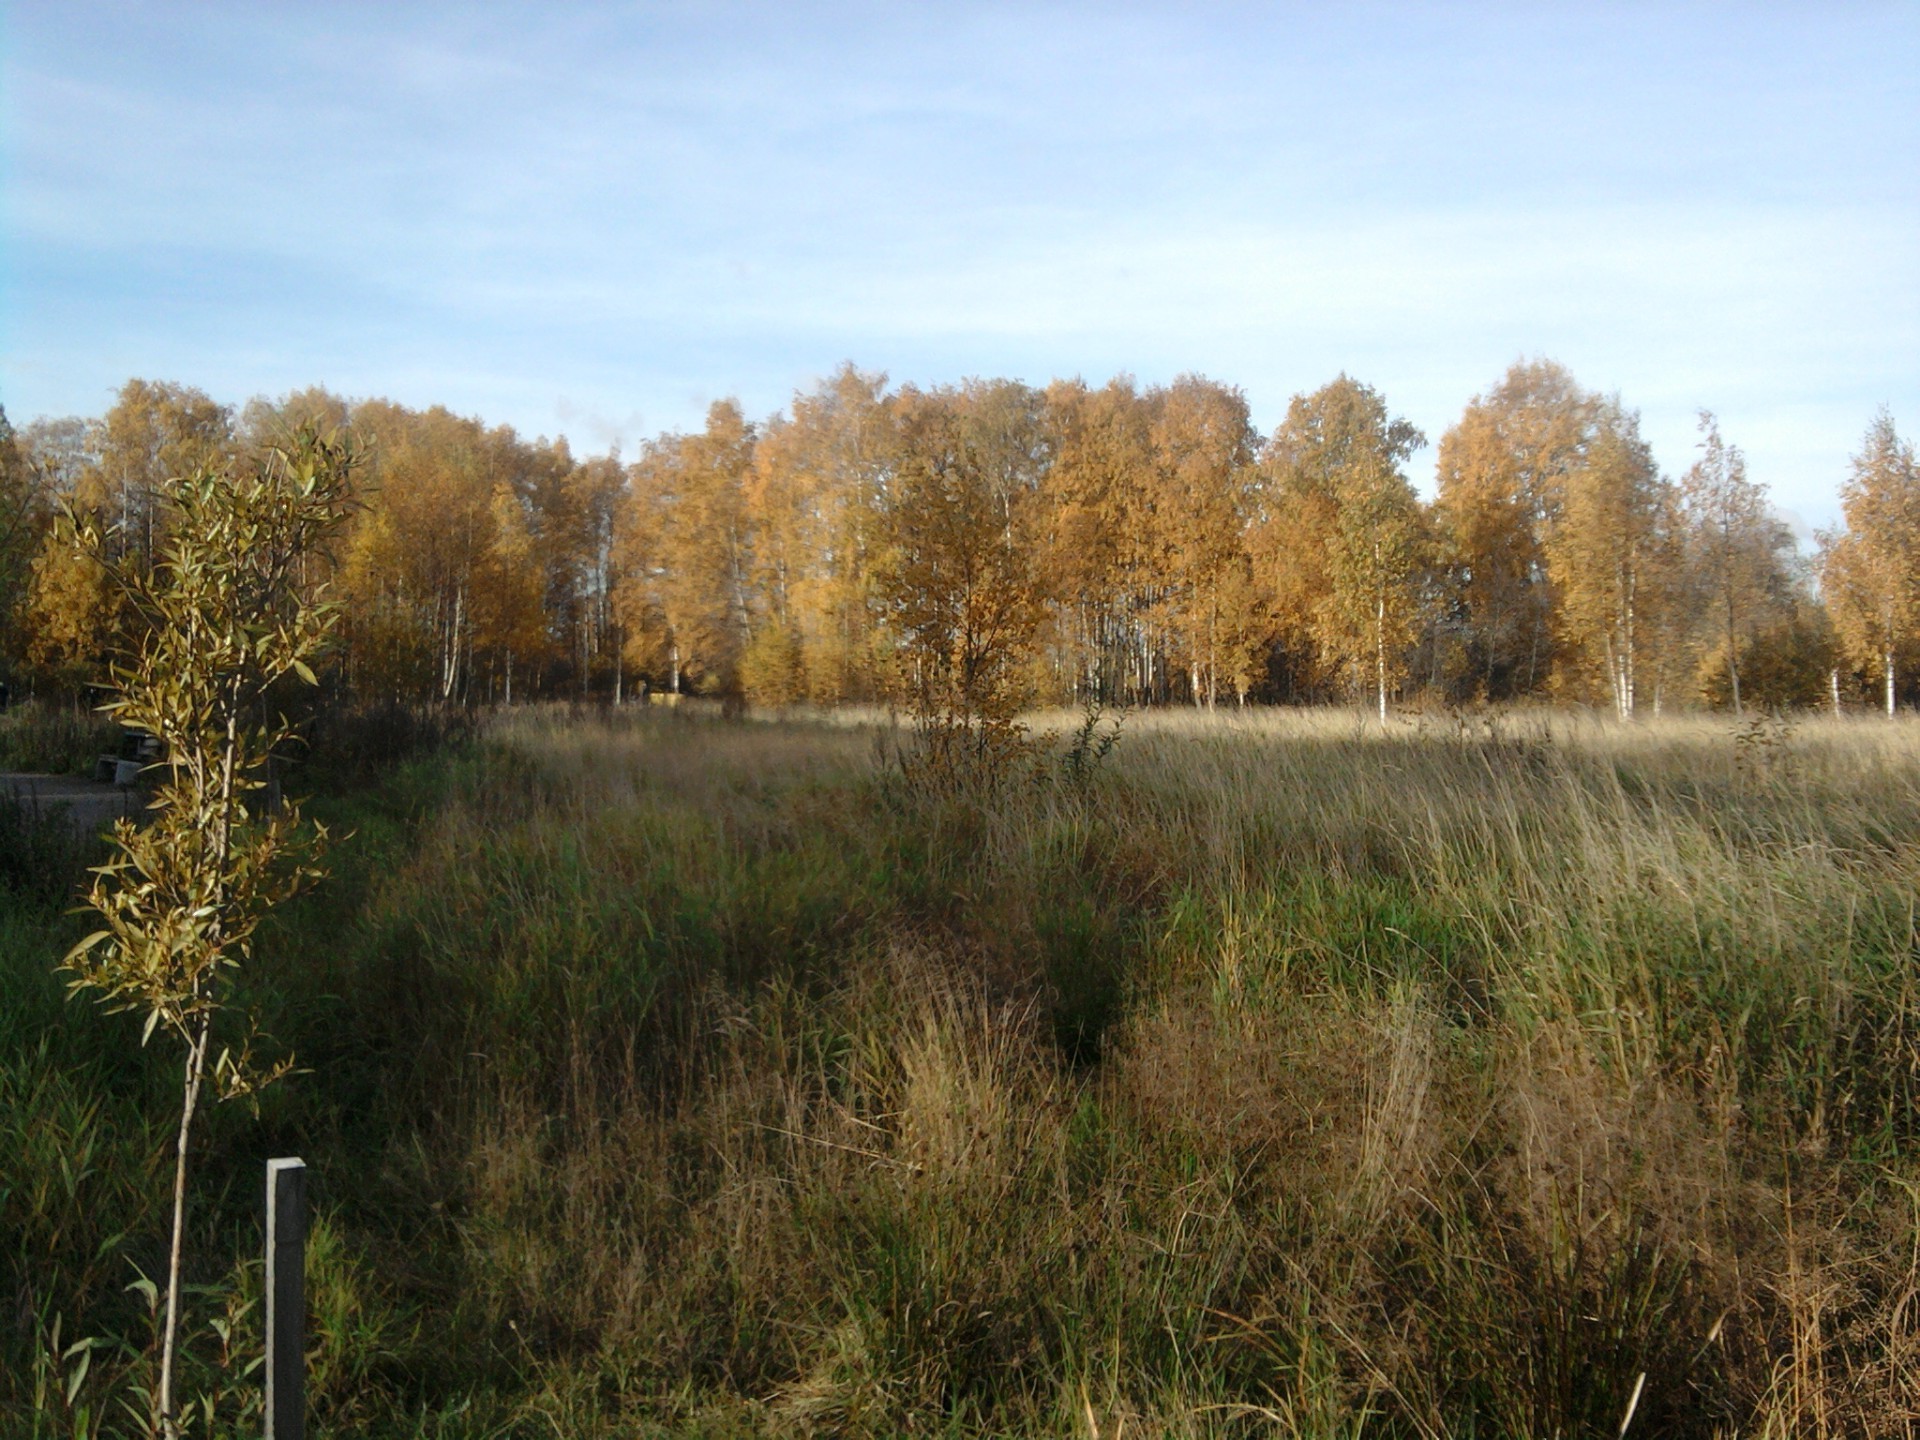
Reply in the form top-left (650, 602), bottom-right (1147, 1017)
top-left (61, 932), bottom-right (113, 965)
top-left (64, 1341), bottom-right (92, 1406)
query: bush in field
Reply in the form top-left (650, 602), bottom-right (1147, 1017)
top-left (58, 428), bottom-right (356, 1437)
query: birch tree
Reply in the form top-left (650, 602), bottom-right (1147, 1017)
top-left (1548, 403), bottom-right (1676, 719)
top-left (1679, 412), bottom-right (1790, 713)
top-left (617, 402), bottom-right (757, 699)
top-left (1260, 376), bottom-right (1426, 718)
top-left (874, 384), bottom-right (1042, 740)
top-left (740, 364), bottom-right (895, 705)
top-left (1037, 378), bottom-right (1157, 703)
top-left (1147, 376), bottom-right (1258, 707)
top-left (0, 407), bottom-right (48, 681)
top-left (1434, 361), bottom-right (1597, 699)
top-left (1821, 410), bottom-right (1920, 715)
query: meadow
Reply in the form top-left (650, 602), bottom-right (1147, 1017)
top-left (3, 703), bottom-right (1918, 1437)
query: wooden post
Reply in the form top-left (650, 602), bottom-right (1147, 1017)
top-left (264, 1157), bottom-right (306, 1440)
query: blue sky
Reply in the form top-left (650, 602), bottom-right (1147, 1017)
top-left (3, 2), bottom-right (1915, 531)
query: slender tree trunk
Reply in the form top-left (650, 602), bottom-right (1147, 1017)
top-left (1603, 635), bottom-right (1621, 720)
top-left (1726, 584), bottom-right (1743, 716)
top-left (1207, 602), bottom-right (1218, 711)
top-left (1888, 650), bottom-right (1897, 717)
top-left (440, 584), bottom-right (465, 701)
top-left (1728, 568), bottom-right (1743, 718)
top-left (158, 1016), bottom-right (212, 1439)
top-left (1831, 667), bottom-right (1842, 717)
top-left (1376, 591), bottom-right (1388, 724)
top-left (162, 701), bottom-right (242, 1437)
top-left (1622, 565), bottom-right (1637, 721)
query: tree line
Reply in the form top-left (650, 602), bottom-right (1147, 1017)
top-left (2, 361), bottom-right (1915, 719)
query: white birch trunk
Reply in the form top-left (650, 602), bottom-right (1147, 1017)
top-left (1376, 590), bottom-right (1388, 724)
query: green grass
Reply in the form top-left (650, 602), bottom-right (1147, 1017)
top-left (4, 706), bottom-right (1918, 1436)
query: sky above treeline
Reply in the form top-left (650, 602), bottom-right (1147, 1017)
top-left (3, 2), bottom-right (1916, 533)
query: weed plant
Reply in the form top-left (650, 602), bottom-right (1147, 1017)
top-left (0, 700), bottom-right (120, 776)
top-left (3, 706), bottom-right (1917, 1435)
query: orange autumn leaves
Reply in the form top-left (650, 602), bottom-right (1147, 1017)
top-left (4, 364), bottom-right (1915, 715)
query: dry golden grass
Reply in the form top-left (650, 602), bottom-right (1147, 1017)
top-left (6, 703), bottom-right (1918, 1435)
top-left (371, 703), bottom-right (1913, 1435)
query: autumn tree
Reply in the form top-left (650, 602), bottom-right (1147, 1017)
top-left (737, 409), bottom-right (812, 707)
top-left (23, 522), bottom-right (116, 691)
top-left (1547, 402), bottom-right (1677, 718)
top-left (1246, 440), bottom-right (1337, 702)
top-left (1260, 376), bottom-right (1426, 719)
top-left (15, 387), bottom-right (235, 694)
top-left (338, 403), bottom-right (485, 701)
top-left (618, 401), bottom-right (757, 699)
top-left (84, 380), bottom-right (234, 576)
top-left (1146, 376), bottom-right (1260, 707)
top-left (480, 432), bottom-right (595, 700)
top-left (554, 453), bottom-right (630, 697)
top-left (742, 365), bottom-right (895, 706)
top-left (1703, 589), bottom-right (1837, 712)
top-left (477, 468), bottom-right (552, 702)
top-left (1821, 410), bottom-right (1920, 715)
top-left (1037, 378), bottom-right (1158, 702)
top-left (1434, 360), bottom-right (1598, 700)
top-left (18, 414), bottom-right (100, 497)
top-left (337, 403), bottom-right (540, 702)
top-left (609, 477), bottom-right (675, 697)
top-left (237, 386), bottom-right (354, 451)
top-left (1679, 412), bottom-right (1792, 713)
top-left (874, 383), bottom-right (1043, 742)
top-left (0, 406), bottom-right (47, 682)
top-left (18, 419), bottom-right (113, 693)
top-left (19, 363), bottom-right (1874, 721)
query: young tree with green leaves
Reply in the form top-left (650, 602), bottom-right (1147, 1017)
top-left (59, 427), bottom-right (358, 1438)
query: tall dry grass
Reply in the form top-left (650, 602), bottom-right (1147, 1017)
top-left (326, 704), bottom-right (1910, 1435)
top-left (6, 703), bottom-right (1917, 1435)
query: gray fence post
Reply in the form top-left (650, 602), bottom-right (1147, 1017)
top-left (264, 1157), bottom-right (306, 1440)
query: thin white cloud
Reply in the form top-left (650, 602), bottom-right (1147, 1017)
top-left (3, 1), bottom-right (1914, 532)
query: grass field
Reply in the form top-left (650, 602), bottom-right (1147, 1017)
top-left (4, 703), bottom-right (1918, 1436)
